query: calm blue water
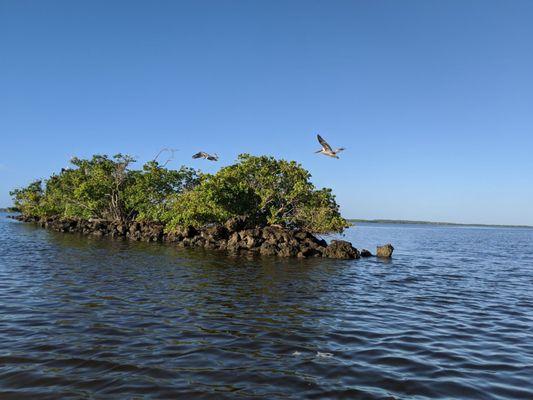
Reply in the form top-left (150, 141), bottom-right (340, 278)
top-left (1, 213), bottom-right (532, 399)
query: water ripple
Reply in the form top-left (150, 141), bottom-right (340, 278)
top-left (1, 215), bottom-right (532, 398)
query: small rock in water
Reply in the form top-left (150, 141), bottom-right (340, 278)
top-left (376, 243), bottom-right (394, 258)
top-left (324, 240), bottom-right (359, 259)
top-left (360, 249), bottom-right (372, 257)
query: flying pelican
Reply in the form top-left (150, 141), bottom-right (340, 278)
top-left (315, 134), bottom-right (345, 159)
top-left (192, 151), bottom-right (219, 161)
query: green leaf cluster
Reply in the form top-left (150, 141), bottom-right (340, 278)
top-left (9, 180), bottom-right (44, 216)
top-left (11, 154), bottom-right (199, 222)
top-left (165, 154), bottom-right (348, 233)
top-left (125, 161), bottom-right (200, 221)
top-left (11, 153), bottom-right (348, 233)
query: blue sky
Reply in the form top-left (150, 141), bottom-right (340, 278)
top-left (1, 0), bottom-right (532, 225)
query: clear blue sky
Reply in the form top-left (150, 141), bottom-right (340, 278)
top-left (1, 0), bottom-right (532, 225)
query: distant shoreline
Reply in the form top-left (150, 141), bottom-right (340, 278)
top-left (0, 208), bottom-right (19, 213)
top-left (2, 210), bottom-right (531, 229)
top-left (349, 219), bottom-right (533, 229)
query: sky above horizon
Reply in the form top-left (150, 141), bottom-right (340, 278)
top-left (1, 0), bottom-right (532, 225)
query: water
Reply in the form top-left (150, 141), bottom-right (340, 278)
top-left (1, 213), bottom-right (532, 399)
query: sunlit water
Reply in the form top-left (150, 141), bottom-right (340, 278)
top-left (1, 213), bottom-right (532, 399)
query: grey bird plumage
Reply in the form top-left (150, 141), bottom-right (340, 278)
top-left (315, 134), bottom-right (345, 158)
top-left (192, 151), bottom-right (219, 161)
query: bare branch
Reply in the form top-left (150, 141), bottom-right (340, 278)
top-left (153, 148), bottom-right (179, 167)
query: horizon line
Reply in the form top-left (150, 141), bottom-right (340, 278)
top-left (349, 218), bottom-right (533, 229)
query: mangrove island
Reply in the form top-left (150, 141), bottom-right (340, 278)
top-left (10, 153), bottom-right (392, 259)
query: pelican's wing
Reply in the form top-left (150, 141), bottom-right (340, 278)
top-left (192, 151), bottom-right (206, 159)
top-left (317, 134), bottom-right (332, 152)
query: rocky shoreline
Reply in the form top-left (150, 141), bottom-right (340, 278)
top-left (11, 215), bottom-right (393, 260)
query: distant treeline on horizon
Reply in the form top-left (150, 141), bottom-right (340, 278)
top-left (0, 207), bottom-right (19, 213)
top-left (350, 219), bottom-right (533, 229)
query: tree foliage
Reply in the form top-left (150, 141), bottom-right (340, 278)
top-left (165, 154), bottom-right (348, 233)
top-left (9, 180), bottom-right (44, 217)
top-left (39, 154), bottom-right (136, 220)
top-left (125, 161), bottom-right (199, 221)
top-left (11, 153), bottom-right (348, 233)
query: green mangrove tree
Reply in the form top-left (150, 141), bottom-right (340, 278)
top-left (11, 153), bottom-right (348, 233)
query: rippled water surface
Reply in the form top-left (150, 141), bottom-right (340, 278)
top-left (1, 213), bottom-right (532, 399)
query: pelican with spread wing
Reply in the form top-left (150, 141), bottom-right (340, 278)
top-left (315, 134), bottom-right (345, 159)
top-left (192, 151), bottom-right (219, 161)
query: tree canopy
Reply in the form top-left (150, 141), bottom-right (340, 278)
top-left (11, 153), bottom-right (348, 233)
top-left (165, 154), bottom-right (347, 232)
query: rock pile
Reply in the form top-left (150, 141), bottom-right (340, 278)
top-left (12, 215), bottom-right (362, 259)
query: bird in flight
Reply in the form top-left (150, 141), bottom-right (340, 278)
top-left (192, 151), bottom-right (219, 161)
top-left (315, 134), bottom-right (345, 159)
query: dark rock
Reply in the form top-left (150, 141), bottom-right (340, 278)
top-left (239, 228), bottom-right (263, 249)
top-left (294, 230), bottom-right (311, 240)
top-left (225, 216), bottom-right (250, 232)
top-left (191, 236), bottom-right (206, 247)
top-left (324, 240), bottom-right (360, 259)
top-left (376, 243), bottom-right (394, 258)
top-left (262, 227), bottom-right (292, 245)
top-left (241, 227), bottom-right (262, 238)
top-left (148, 225), bottom-right (164, 241)
top-left (129, 223), bottom-right (140, 235)
top-left (116, 224), bottom-right (127, 236)
top-left (242, 235), bottom-right (258, 249)
top-left (176, 225), bottom-right (198, 238)
top-left (204, 239), bottom-right (218, 250)
top-left (227, 232), bottom-right (241, 249)
top-left (278, 242), bottom-right (298, 257)
top-left (262, 226), bottom-right (286, 241)
top-left (259, 242), bottom-right (277, 256)
top-left (166, 231), bottom-right (184, 242)
top-left (314, 237), bottom-right (328, 248)
top-left (301, 237), bottom-right (327, 251)
top-left (298, 246), bottom-right (321, 258)
top-left (360, 249), bottom-right (373, 257)
top-left (265, 235), bottom-right (279, 246)
top-left (203, 224), bottom-right (229, 241)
